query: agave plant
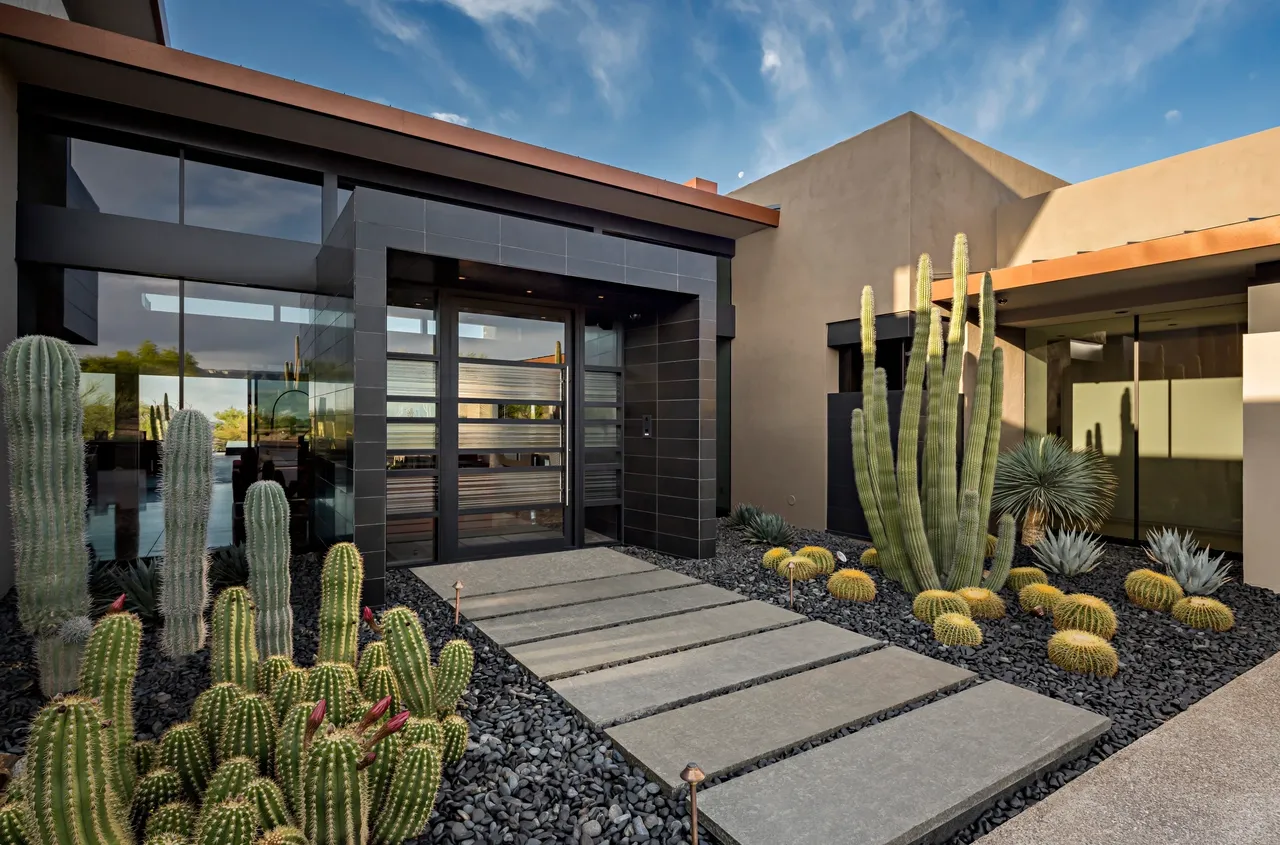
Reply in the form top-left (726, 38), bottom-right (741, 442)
top-left (743, 511), bottom-right (798, 546)
top-left (114, 557), bottom-right (164, 625)
top-left (208, 543), bottom-right (250, 590)
top-left (1144, 527), bottom-right (1200, 569)
top-left (726, 502), bottom-right (765, 529)
top-left (992, 435), bottom-right (1117, 545)
top-left (1149, 533), bottom-right (1233, 595)
top-left (1031, 528), bottom-right (1107, 577)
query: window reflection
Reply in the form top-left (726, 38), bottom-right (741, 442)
top-left (69, 139), bottom-right (180, 223)
top-left (184, 158), bottom-right (322, 242)
top-left (458, 310), bottom-right (565, 362)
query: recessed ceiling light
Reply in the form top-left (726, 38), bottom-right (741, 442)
top-left (598, 295), bottom-right (605, 299)
top-left (526, 290), bottom-right (533, 294)
top-left (458, 275), bottom-right (467, 280)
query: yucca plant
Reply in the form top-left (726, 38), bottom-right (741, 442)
top-left (1152, 537), bottom-right (1233, 596)
top-left (992, 434), bottom-right (1117, 545)
top-left (726, 502), bottom-right (764, 529)
top-left (743, 512), bottom-right (797, 546)
top-left (1031, 528), bottom-right (1106, 577)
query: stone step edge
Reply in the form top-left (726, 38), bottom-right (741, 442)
top-left (587, 641), bottom-right (886, 730)
top-left (463, 579), bottom-right (699, 621)
top-left (489, 593), bottom-right (753, 647)
top-left (520, 616), bottom-right (810, 682)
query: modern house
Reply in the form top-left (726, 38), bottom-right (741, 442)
top-left (0, 0), bottom-right (1276, 603)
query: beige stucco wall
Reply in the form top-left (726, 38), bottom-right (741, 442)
top-left (1244, 281), bottom-right (1280, 590)
top-left (998, 125), bottom-right (1280, 267)
top-left (728, 113), bottom-right (1061, 529)
top-left (0, 61), bottom-right (16, 596)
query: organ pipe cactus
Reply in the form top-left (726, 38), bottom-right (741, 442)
top-left (434, 640), bottom-right (475, 716)
top-left (370, 742), bottom-right (443, 845)
top-left (245, 480), bottom-right (293, 660)
top-left (160, 408), bottom-right (215, 659)
top-left (219, 694), bottom-right (277, 775)
top-left (850, 234), bottom-right (1013, 595)
top-left (379, 606), bottom-right (438, 717)
top-left (79, 607), bottom-right (143, 804)
top-left (980, 514), bottom-right (1016, 593)
top-left (2, 335), bottom-right (92, 696)
top-left (318, 543), bottom-right (363, 665)
top-left (302, 730), bottom-right (368, 845)
top-left (211, 587), bottom-right (259, 691)
top-left (26, 696), bottom-right (133, 844)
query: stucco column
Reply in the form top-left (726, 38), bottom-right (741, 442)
top-left (1243, 279), bottom-right (1280, 590)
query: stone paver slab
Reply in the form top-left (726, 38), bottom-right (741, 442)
top-left (508, 601), bottom-right (804, 679)
top-left (607, 646), bottom-right (975, 792)
top-left (411, 548), bottom-right (653, 599)
top-left (460, 570), bottom-right (697, 620)
top-left (475, 583), bottom-right (745, 646)
top-left (549, 621), bottom-right (879, 728)
top-left (698, 681), bottom-right (1110, 845)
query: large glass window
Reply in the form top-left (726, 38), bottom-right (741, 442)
top-left (69, 138), bottom-right (180, 223)
top-left (184, 156), bottom-right (322, 242)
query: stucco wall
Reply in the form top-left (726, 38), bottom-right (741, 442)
top-left (728, 113), bottom-right (1061, 529)
top-left (0, 61), bottom-right (16, 597)
top-left (0, 0), bottom-right (68, 18)
top-left (999, 125), bottom-right (1280, 268)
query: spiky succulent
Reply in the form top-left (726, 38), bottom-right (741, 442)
top-left (955, 587), bottom-right (1005, 620)
top-left (777, 555), bottom-right (820, 582)
top-left (1031, 528), bottom-right (1107, 577)
top-left (1006, 567), bottom-right (1048, 594)
top-left (795, 546), bottom-right (836, 575)
top-left (859, 548), bottom-right (878, 568)
top-left (1149, 532), bottom-right (1233, 596)
top-left (761, 547), bottom-right (791, 571)
top-left (933, 613), bottom-right (982, 646)
top-left (1018, 583), bottom-right (1064, 614)
top-left (1171, 596), bottom-right (1234, 631)
top-left (1144, 527), bottom-right (1199, 569)
top-left (743, 512), bottom-right (797, 546)
top-left (827, 569), bottom-right (875, 602)
top-left (726, 502), bottom-right (764, 528)
top-left (1047, 630), bottom-right (1118, 677)
top-left (912, 590), bottom-right (970, 625)
top-left (1124, 569), bottom-right (1185, 612)
top-left (1053, 593), bottom-right (1118, 640)
top-left (992, 434), bottom-right (1117, 545)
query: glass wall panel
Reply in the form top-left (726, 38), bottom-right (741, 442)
top-left (458, 362), bottom-right (562, 402)
top-left (385, 293), bottom-right (438, 564)
top-left (458, 471), bottom-right (563, 509)
top-left (458, 423), bottom-right (561, 450)
top-left (458, 310), bottom-right (565, 361)
top-left (584, 322), bottom-right (621, 366)
top-left (388, 422), bottom-right (439, 450)
top-left (184, 156), bottom-right (322, 242)
top-left (457, 508), bottom-right (563, 547)
top-left (388, 359), bottom-right (438, 397)
top-left (387, 515), bottom-right (436, 564)
top-left (68, 139), bottom-right (180, 223)
top-left (584, 371), bottom-right (619, 403)
top-left (387, 475), bottom-right (438, 514)
top-left (387, 304), bottom-right (436, 355)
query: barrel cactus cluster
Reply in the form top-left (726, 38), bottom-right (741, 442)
top-left (850, 234), bottom-right (1017, 596)
top-left (826, 569), bottom-right (875, 602)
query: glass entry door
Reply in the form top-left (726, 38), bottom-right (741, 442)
top-left (440, 298), bottom-right (570, 559)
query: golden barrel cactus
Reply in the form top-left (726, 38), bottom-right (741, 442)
top-left (1047, 630), bottom-right (1118, 677)
top-left (762, 547), bottom-right (792, 571)
top-left (796, 546), bottom-right (836, 575)
top-left (1018, 583), bottom-right (1064, 614)
top-left (1171, 596), bottom-right (1234, 632)
top-left (778, 556), bottom-right (820, 582)
top-left (827, 569), bottom-right (876, 602)
top-left (933, 613), bottom-right (982, 647)
top-left (912, 590), bottom-right (971, 625)
top-left (956, 587), bottom-right (1006, 620)
top-left (1006, 567), bottom-right (1048, 594)
top-left (859, 548), bottom-right (879, 569)
top-left (1053, 594), bottom-right (1118, 640)
top-left (1124, 569), bottom-right (1184, 612)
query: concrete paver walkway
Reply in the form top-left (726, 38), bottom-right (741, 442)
top-left (974, 651), bottom-right (1280, 845)
top-left (416, 548), bottom-right (1111, 845)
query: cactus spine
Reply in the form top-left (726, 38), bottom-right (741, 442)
top-left (79, 610), bottom-right (143, 803)
top-left (257, 827), bottom-right (308, 845)
top-left (850, 235), bottom-right (1013, 596)
top-left (370, 742), bottom-right (442, 844)
top-left (380, 607), bottom-right (437, 717)
top-left (245, 480), bottom-right (293, 660)
top-left (131, 767), bottom-right (184, 832)
top-left (193, 682), bottom-right (245, 752)
top-left (271, 669), bottom-right (309, 724)
top-left (205, 757), bottom-right (257, 805)
top-left (146, 802), bottom-right (195, 840)
top-left (160, 408), bottom-right (215, 658)
top-left (0, 804), bottom-right (28, 845)
top-left (2, 335), bottom-right (91, 696)
top-left (211, 587), bottom-right (259, 691)
top-left (433, 640), bottom-right (474, 716)
top-left (318, 544), bottom-right (363, 665)
top-left (27, 697), bottom-right (132, 844)
top-left (159, 722), bottom-right (213, 802)
top-left (302, 730), bottom-right (368, 845)
top-left (219, 694), bottom-right (277, 775)
top-left (256, 655), bottom-right (294, 697)
top-left (244, 777), bottom-right (291, 831)
top-left (194, 798), bottom-right (257, 845)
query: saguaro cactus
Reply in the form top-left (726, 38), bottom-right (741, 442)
top-left (160, 408), bottom-right (215, 658)
top-left (245, 480), bottom-right (293, 660)
top-left (318, 543), bottom-right (363, 665)
top-left (26, 696), bottom-right (133, 844)
top-left (2, 335), bottom-right (91, 696)
top-left (210, 587), bottom-right (259, 691)
top-left (79, 609), bottom-right (143, 804)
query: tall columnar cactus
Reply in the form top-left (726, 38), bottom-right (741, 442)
top-left (307, 662), bottom-right (362, 726)
top-left (357, 641), bottom-right (390, 692)
top-left (204, 757), bottom-right (257, 805)
top-left (981, 514), bottom-right (1017, 593)
top-left (219, 694), bottom-right (277, 775)
top-left (433, 640), bottom-right (475, 716)
top-left (146, 801), bottom-right (196, 841)
top-left (245, 480), bottom-right (293, 660)
top-left (193, 682), bottom-right (246, 752)
top-left (131, 767), bottom-right (184, 833)
top-left (850, 234), bottom-right (1013, 595)
top-left (371, 742), bottom-right (442, 844)
top-left (79, 609), bottom-right (143, 804)
top-left (318, 543), bottom-right (363, 665)
top-left (440, 714), bottom-right (469, 765)
top-left (361, 666), bottom-right (400, 719)
top-left (2, 335), bottom-right (91, 696)
top-left (244, 777), bottom-right (291, 832)
top-left (271, 668), bottom-right (310, 724)
top-left (160, 408), bottom-right (215, 658)
top-left (211, 587), bottom-right (259, 691)
top-left (276, 703), bottom-right (316, 818)
top-left (379, 606), bottom-right (437, 717)
top-left (159, 722), bottom-right (213, 802)
top-left (26, 697), bottom-right (132, 844)
top-left (302, 730), bottom-right (368, 845)
top-left (256, 655), bottom-right (295, 697)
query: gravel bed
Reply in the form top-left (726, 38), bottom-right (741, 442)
top-left (0, 559), bottom-right (697, 845)
top-left (620, 523), bottom-right (1280, 843)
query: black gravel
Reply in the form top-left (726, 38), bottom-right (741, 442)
top-left (621, 523), bottom-right (1280, 843)
top-left (0, 559), bottom-right (698, 844)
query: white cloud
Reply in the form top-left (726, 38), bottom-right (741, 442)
top-left (1165, 108), bottom-right (1182, 123)
top-left (431, 112), bottom-right (471, 125)
top-left (434, 0), bottom-right (556, 23)
top-left (761, 48), bottom-right (781, 73)
top-left (737, 170), bottom-right (745, 179)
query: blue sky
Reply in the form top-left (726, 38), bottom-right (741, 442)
top-left (166, 0), bottom-right (1280, 189)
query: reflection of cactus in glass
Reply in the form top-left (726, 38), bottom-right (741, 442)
top-left (2, 335), bottom-right (91, 696)
top-left (160, 408), bottom-right (215, 658)
top-left (245, 480), bottom-right (293, 660)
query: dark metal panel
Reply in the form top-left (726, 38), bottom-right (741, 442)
top-left (716, 303), bottom-right (736, 339)
top-left (827, 311), bottom-right (916, 348)
top-left (18, 203), bottom-right (318, 290)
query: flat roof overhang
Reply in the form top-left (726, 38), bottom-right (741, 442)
top-left (932, 216), bottom-right (1280, 327)
top-left (63, 0), bottom-right (167, 46)
top-left (0, 6), bottom-right (778, 242)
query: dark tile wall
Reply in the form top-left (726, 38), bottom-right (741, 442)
top-left (347, 187), bottom-right (721, 568)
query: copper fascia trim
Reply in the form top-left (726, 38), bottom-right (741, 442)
top-left (0, 5), bottom-right (777, 228)
top-left (932, 216), bottom-right (1280, 302)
